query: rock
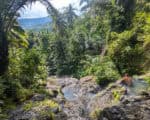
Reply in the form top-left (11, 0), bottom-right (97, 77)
top-left (31, 94), bottom-right (46, 101)
top-left (140, 91), bottom-right (150, 97)
top-left (121, 98), bottom-right (130, 104)
top-left (80, 76), bottom-right (94, 83)
top-left (50, 107), bottom-right (59, 113)
top-left (98, 94), bottom-right (150, 120)
top-left (57, 77), bottom-right (79, 88)
top-left (9, 106), bottom-right (66, 120)
top-left (0, 100), bottom-right (4, 107)
top-left (54, 112), bottom-right (67, 120)
top-left (8, 76), bottom-right (150, 120)
top-left (9, 99), bottom-right (67, 120)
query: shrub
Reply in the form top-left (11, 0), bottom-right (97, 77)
top-left (108, 30), bottom-right (144, 75)
top-left (16, 88), bottom-right (33, 102)
top-left (80, 56), bottom-right (120, 86)
top-left (95, 58), bottom-right (120, 86)
top-left (20, 48), bottom-right (48, 88)
top-left (0, 46), bottom-right (48, 102)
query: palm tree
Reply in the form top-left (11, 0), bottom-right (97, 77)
top-left (46, 3), bottom-right (67, 37)
top-left (115, 0), bottom-right (136, 11)
top-left (0, 0), bottom-right (55, 75)
top-left (64, 4), bottom-right (77, 28)
top-left (8, 19), bottom-right (28, 48)
top-left (80, 0), bottom-right (110, 12)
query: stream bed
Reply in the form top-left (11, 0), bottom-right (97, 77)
top-left (60, 77), bottom-right (149, 120)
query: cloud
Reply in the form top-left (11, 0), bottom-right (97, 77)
top-left (20, 2), bottom-right (48, 18)
top-left (20, 0), bottom-right (80, 18)
top-left (51, 0), bottom-right (80, 9)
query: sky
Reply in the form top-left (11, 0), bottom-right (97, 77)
top-left (20, 0), bottom-right (80, 18)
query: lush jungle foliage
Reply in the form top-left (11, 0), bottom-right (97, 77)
top-left (0, 0), bottom-right (150, 116)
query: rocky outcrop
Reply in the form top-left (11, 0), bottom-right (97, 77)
top-left (8, 76), bottom-right (150, 120)
top-left (98, 93), bottom-right (150, 120)
top-left (58, 76), bottom-right (100, 120)
top-left (88, 84), bottom-right (127, 113)
top-left (9, 99), bottom-right (67, 120)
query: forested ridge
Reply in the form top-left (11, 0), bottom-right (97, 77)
top-left (0, 0), bottom-right (150, 120)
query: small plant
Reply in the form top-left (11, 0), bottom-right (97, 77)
top-left (94, 58), bottom-right (120, 86)
top-left (112, 87), bottom-right (126, 101)
top-left (82, 56), bottom-right (120, 86)
top-left (112, 90), bottom-right (121, 101)
top-left (23, 101), bottom-right (33, 111)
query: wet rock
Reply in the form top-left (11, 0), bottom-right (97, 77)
top-left (57, 77), bottom-right (79, 88)
top-left (54, 76), bottom-right (100, 120)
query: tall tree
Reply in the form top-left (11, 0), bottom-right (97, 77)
top-left (64, 4), bottom-right (77, 28)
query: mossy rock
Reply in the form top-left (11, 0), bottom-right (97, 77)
top-left (90, 108), bottom-right (102, 120)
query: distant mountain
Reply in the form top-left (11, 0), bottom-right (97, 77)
top-left (18, 17), bottom-right (52, 30)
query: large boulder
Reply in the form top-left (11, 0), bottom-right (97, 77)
top-left (9, 99), bottom-right (67, 120)
top-left (99, 93), bottom-right (150, 120)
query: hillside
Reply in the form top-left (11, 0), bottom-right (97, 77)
top-left (18, 17), bottom-right (52, 30)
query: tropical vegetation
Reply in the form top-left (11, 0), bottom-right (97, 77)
top-left (0, 0), bottom-right (150, 119)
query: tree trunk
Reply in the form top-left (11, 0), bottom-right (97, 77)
top-left (0, 30), bottom-right (9, 75)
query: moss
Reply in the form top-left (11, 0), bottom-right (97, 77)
top-left (144, 76), bottom-right (150, 86)
top-left (90, 108), bottom-right (102, 120)
top-left (23, 99), bottom-right (59, 111)
top-left (38, 100), bottom-right (59, 108)
top-left (34, 88), bottom-right (51, 96)
top-left (23, 101), bottom-right (33, 111)
top-left (23, 100), bottom-right (58, 120)
top-left (39, 110), bottom-right (54, 120)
